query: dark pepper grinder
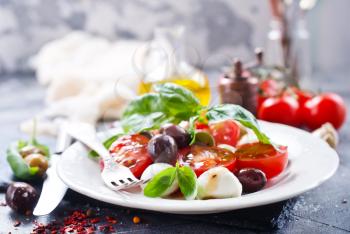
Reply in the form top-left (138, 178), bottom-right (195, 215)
top-left (246, 48), bottom-right (265, 79)
top-left (218, 59), bottom-right (258, 115)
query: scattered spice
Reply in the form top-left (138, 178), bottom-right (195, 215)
top-left (32, 209), bottom-right (117, 233)
top-left (13, 220), bottom-right (21, 227)
top-left (106, 216), bottom-right (118, 224)
top-left (133, 216), bottom-right (141, 224)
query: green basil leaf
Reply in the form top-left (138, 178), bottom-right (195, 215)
top-left (89, 134), bottom-right (122, 158)
top-left (122, 93), bottom-right (164, 118)
top-left (177, 165), bottom-right (197, 200)
top-left (155, 83), bottom-right (201, 116)
top-left (205, 104), bottom-right (271, 145)
top-left (121, 83), bottom-right (203, 134)
top-left (122, 112), bottom-right (170, 133)
top-left (188, 116), bottom-right (199, 145)
top-left (144, 167), bottom-right (177, 198)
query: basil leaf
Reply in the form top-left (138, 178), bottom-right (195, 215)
top-left (122, 93), bottom-right (164, 118)
top-left (122, 112), bottom-right (170, 133)
top-left (205, 104), bottom-right (271, 144)
top-left (188, 116), bottom-right (199, 145)
top-left (89, 134), bottom-right (122, 158)
top-left (121, 83), bottom-right (203, 134)
top-left (177, 165), bottom-right (197, 200)
top-left (155, 83), bottom-right (201, 117)
top-left (144, 167), bottom-right (177, 198)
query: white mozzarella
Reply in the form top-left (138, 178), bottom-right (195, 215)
top-left (197, 167), bottom-right (242, 199)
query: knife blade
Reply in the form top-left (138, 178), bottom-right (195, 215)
top-left (33, 125), bottom-right (72, 216)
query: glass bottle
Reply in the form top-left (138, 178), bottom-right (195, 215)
top-left (137, 26), bottom-right (211, 105)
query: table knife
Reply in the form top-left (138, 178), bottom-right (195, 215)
top-left (33, 126), bottom-right (72, 216)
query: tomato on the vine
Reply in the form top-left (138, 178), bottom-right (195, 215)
top-left (302, 93), bottom-right (346, 130)
top-left (209, 120), bottom-right (240, 147)
top-left (178, 145), bottom-right (237, 176)
top-left (235, 142), bottom-right (288, 179)
top-left (258, 95), bottom-right (300, 127)
top-left (108, 134), bottom-right (153, 178)
top-left (257, 79), bottom-right (281, 111)
top-left (293, 88), bottom-right (313, 107)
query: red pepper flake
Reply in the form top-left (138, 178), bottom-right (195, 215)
top-left (90, 217), bottom-right (100, 224)
top-left (13, 220), bottom-right (21, 227)
top-left (32, 209), bottom-right (117, 234)
top-left (106, 216), bottom-right (118, 224)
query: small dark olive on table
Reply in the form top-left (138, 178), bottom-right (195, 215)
top-left (6, 182), bottom-right (38, 214)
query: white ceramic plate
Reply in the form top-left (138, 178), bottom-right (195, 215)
top-left (57, 121), bottom-right (339, 214)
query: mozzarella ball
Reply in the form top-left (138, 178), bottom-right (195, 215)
top-left (141, 163), bottom-right (178, 196)
top-left (197, 167), bottom-right (242, 199)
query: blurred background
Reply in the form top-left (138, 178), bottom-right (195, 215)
top-left (0, 0), bottom-right (349, 77)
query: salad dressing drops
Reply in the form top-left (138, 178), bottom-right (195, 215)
top-left (218, 59), bottom-right (258, 115)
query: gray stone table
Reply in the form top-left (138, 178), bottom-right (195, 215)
top-left (0, 73), bottom-right (349, 233)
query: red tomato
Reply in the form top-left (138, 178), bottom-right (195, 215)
top-left (257, 79), bottom-right (281, 111)
top-left (258, 96), bottom-right (300, 126)
top-left (294, 88), bottom-right (313, 107)
top-left (283, 87), bottom-right (313, 126)
top-left (109, 134), bottom-right (153, 178)
top-left (178, 145), bottom-right (237, 176)
top-left (209, 120), bottom-right (240, 147)
top-left (259, 79), bottom-right (280, 97)
top-left (195, 121), bottom-right (209, 131)
top-left (235, 142), bottom-right (288, 179)
top-left (302, 93), bottom-right (346, 130)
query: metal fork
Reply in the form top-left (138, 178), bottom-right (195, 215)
top-left (65, 122), bottom-right (148, 191)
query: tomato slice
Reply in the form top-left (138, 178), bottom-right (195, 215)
top-left (209, 120), bottom-right (240, 147)
top-left (109, 134), bottom-right (153, 178)
top-left (178, 145), bottom-right (237, 176)
top-left (235, 142), bottom-right (288, 179)
top-left (195, 121), bottom-right (210, 131)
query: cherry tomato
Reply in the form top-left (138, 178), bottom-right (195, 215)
top-left (109, 134), bottom-right (153, 178)
top-left (178, 145), bottom-right (237, 176)
top-left (283, 87), bottom-right (313, 126)
top-left (259, 79), bottom-right (280, 97)
top-left (258, 96), bottom-right (300, 126)
top-left (209, 120), bottom-right (240, 147)
top-left (257, 79), bottom-right (281, 111)
top-left (195, 121), bottom-right (209, 131)
top-left (235, 142), bottom-right (288, 179)
top-left (302, 93), bottom-right (346, 130)
top-left (293, 88), bottom-right (313, 107)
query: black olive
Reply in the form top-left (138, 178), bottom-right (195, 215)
top-left (160, 124), bottom-right (191, 148)
top-left (237, 168), bottom-right (267, 193)
top-left (5, 182), bottom-right (38, 214)
top-left (148, 134), bottom-right (178, 165)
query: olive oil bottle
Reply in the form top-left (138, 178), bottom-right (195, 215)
top-left (138, 72), bottom-right (211, 106)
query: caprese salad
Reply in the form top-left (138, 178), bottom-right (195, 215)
top-left (91, 83), bottom-right (288, 200)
